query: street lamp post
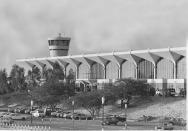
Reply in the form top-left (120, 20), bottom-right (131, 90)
top-left (28, 90), bottom-right (33, 124)
top-left (122, 81), bottom-right (128, 130)
top-left (101, 96), bottom-right (105, 130)
top-left (72, 100), bottom-right (75, 129)
top-left (30, 100), bottom-right (33, 124)
top-left (124, 99), bottom-right (128, 129)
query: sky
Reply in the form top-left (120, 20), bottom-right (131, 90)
top-left (0, 0), bottom-right (187, 73)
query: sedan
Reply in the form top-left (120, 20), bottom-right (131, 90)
top-left (0, 112), bottom-right (10, 118)
top-left (8, 113), bottom-right (30, 120)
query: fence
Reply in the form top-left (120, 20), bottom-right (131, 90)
top-left (0, 122), bottom-right (51, 131)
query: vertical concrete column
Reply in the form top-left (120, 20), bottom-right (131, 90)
top-left (89, 64), bottom-right (94, 79)
top-left (174, 62), bottom-right (177, 79)
top-left (118, 64), bottom-right (123, 79)
top-left (103, 65), bottom-right (107, 79)
top-left (135, 65), bottom-right (138, 79)
top-left (64, 65), bottom-right (67, 79)
top-left (75, 65), bottom-right (80, 79)
top-left (153, 64), bottom-right (157, 79)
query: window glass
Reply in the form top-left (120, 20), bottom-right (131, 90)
top-left (49, 40), bottom-right (69, 46)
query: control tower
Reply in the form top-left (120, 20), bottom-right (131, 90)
top-left (48, 33), bottom-right (71, 57)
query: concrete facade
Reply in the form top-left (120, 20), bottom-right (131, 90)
top-left (16, 46), bottom-right (186, 92)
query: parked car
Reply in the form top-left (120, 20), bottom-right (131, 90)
top-left (137, 115), bottom-right (156, 122)
top-left (179, 88), bottom-right (186, 97)
top-left (31, 109), bottom-right (45, 117)
top-left (102, 115), bottom-right (126, 125)
top-left (7, 113), bottom-right (30, 120)
top-left (73, 113), bottom-right (92, 120)
top-left (102, 115), bottom-right (119, 125)
top-left (24, 109), bottom-right (31, 114)
top-left (65, 112), bottom-right (86, 120)
top-left (162, 117), bottom-right (186, 126)
top-left (63, 112), bottom-right (72, 119)
top-left (51, 111), bottom-right (63, 118)
top-left (19, 108), bottom-right (27, 114)
top-left (0, 112), bottom-right (10, 118)
top-left (0, 116), bottom-right (14, 124)
top-left (166, 88), bottom-right (176, 97)
top-left (56, 111), bottom-right (64, 118)
top-left (156, 123), bottom-right (173, 130)
top-left (8, 108), bottom-right (14, 113)
top-left (64, 112), bottom-right (74, 119)
top-left (14, 108), bottom-right (20, 113)
top-left (156, 89), bottom-right (163, 96)
top-left (45, 108), bottom-right (52, 116)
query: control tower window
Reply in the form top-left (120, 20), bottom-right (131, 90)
top-left (49, 40), bottom-right (69, 46)
top-left (62, 40), bottom-right (69, 46)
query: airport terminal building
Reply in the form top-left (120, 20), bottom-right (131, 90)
top-left (16, 34), bottom-right (186, 92)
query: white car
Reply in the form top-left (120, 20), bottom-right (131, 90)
top-left (8, 113), bottom-right (30, 120)
top-left (31, 110), bottom-right (45, 117)
top-left (156, 90), bottom-right (162, 96)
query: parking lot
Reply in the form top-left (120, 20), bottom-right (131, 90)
top-left (0, 101), bottom-right (186, 130)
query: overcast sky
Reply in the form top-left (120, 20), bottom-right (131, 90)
top-left (0, 0), bottom-right (187, 73)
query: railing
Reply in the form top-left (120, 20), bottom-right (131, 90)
top-left (0, 122), bottom-right (51, 131)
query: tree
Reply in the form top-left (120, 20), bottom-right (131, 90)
top-left (66, 68), bottom-right (75, 84)
top-left (9, 64), bottom-right (26, 91)
top-left (52, 61), bottom-right (64, 80)
top-left (0, 69), bottom-right (9, 94)
top-left (73, 91), bottom-right (103, 118)
top-left (31, 65), bottom-right (41, 81)
top-left (73, 89), bottom-right (117, 118)
top-left (31, 79), bottom-right (74, 110)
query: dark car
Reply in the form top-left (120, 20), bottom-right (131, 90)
top-left (166, 88), bottom-right (176, 97)
top-left (162, 117), bottom-right (186, 126)
top-left (102, 115), bottom-right (126, 125)
top-left (156, 123), bottom-right (173, 130)
top-left (74, 113), bottom-right (92, 120)
top-left (45, 108), bottom-right (52, 116)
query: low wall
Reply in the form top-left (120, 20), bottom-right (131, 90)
top-left (76, 78), bottom-right (186, 93)
top-left (147, 79), bottom-right (186, 93)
